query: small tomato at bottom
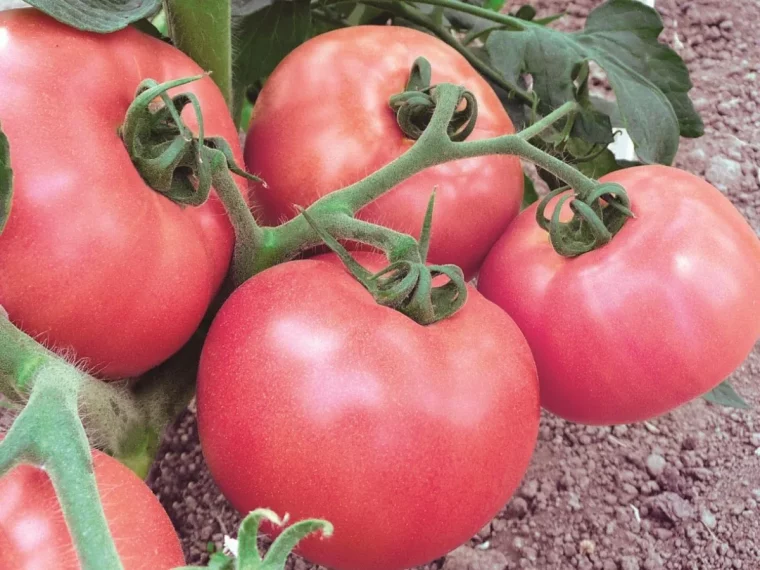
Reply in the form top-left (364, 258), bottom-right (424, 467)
top-left (0, 448), bottom-right (185, 570)
top-left (197, 253), bottom-right (539, 570)
top-left (478, 165), bottom-right (760, 425)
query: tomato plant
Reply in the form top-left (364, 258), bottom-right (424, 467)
top-left (0, 1), bottom-right (738, 569)
top-left (0, 9), bottom-right (245, 378)
top-left (478, 165), bottom-right (760, 425)
top-left (0, 447), bottom-right (185, 570)
top-left (244, 26), bottom-right (524, 279)
top-left (197, 253), bottom-right (539, 570)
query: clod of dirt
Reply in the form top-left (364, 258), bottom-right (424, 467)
top-left (645, 454), bottom-right (667, 478)
top-left (644, 492), bottom-right (696, 523)
top-left (441, 546), bottom-right (508, 570)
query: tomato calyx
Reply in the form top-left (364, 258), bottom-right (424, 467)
top-left (121, 75), bottom-right (269, 286)
top-left (194, 509), bottom-right (333, 570)
top-left (302, 194), bottom-right (468, 325)
top-left (536, 181), bottom-right (635, 257)
top-left (121, 75), bottom-right (260, 206)
top-left (389, 57), bottom-right (478, 142)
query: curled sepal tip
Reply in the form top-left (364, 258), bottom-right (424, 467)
top-left (238, 509), bottom-right (332, 570)
top-left (121, 75), bottom-right (265, 207)
top-left (536, 181), bottom-right (634, 257)
top-left (389, 57), bottom-right (478, 142)
top-left (0, 121), bottom-right (12, 235)
top-left (300, 200), bottom-right (468, 326)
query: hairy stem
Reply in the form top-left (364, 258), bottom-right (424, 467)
top-left (163, 0), bottom-right (233, 106)
top-left (260, 84), bottom-right (589, 272)
top-left (210, 162), bottom-right (266, 286)
top-left (0, 366), bottom-right (124, 570)
top-left (0, 317), bottom-right (157, 474)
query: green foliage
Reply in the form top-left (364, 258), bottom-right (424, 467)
top-left (231, 0), bottom-right (312, 126)
top-left (0, 122), bottom-right (11, 236)
top-left (703, 381), bottom-right (750, 410)
top-left (24, 0), bottom-right (160, 32)
top-left (485, 0), bottom-right (703, 165)
top-left (521, 173), bottom-right (538, 209)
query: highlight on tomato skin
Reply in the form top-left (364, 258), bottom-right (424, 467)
top-left (197, 252), bottom-right (540, 570)
top-left (244, 25), bottom-right (525, 281)
top-left (0, 447), bottom-right (186, 570)
top-left (478, 165), bottom-right (760, 426)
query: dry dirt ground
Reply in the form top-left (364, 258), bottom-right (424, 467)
top-left (148, 1), bottom-right (760, 569)
top-left (0, 1), bottom-right (758, 569)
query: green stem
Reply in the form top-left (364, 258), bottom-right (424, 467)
top-left (210, 161), bottom-right (266, 286)
top-left (0, 316), bottom-right (158, 476)
top-left (163, 0), bottom-right (233, 107)
top-left (397, 0), bottom-right (530, 30)
top-left (259, 84), bottom-right (590, 272)
top-left (252, 214), bottom-right (420, 273)
top-left (380, 0), bottom-right (533, 104)
top-left (517, 101), bottom-right (578, 141)
top-left (0, 366), bottom-right (124, 570)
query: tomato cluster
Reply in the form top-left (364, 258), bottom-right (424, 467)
top-left (0, 8), bottom-right (759, 570)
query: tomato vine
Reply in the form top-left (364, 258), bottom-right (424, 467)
top-left (0, 1), bottom-right (754, 570)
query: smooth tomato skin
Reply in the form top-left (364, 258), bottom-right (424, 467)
top-left (0, 448), bottom-right (185, 569)
top-left (197, 253), bottom-right (539, 570)
top-left (478, 165), bottom-right (760, 425)
top-left (0, 9), bottom-right (244, 378)
top-left (244, 26), bottom-right (523, 279)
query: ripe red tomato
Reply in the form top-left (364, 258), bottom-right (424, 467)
top-left (244, 26), bottom-right (523, 279)
top-left (0, 447), bottom-right (185, 569)
top-left (0, 9), bottom-right (245, 378)
top-left (197, 252), bottom-right (539, 570)
top-left (478, 165), bottom-right (760, 425)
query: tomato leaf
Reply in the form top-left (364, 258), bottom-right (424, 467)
top-left (521, 173), bottom-right (538, 210)
top-left (703, 381), bottom-right (750, 410)
top-left (24, 0), bottom-right (161, 32)
top-left (485, 0), bottom-right (703, 165)
top-left (0, 122), bottom-right (12, 236)
top-left (231, 0), bottom-right (312, 125)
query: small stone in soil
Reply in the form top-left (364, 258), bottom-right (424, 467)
top-left (706, 156), bottom-right (743, 191)
top-left (646, 454), bottom-right (667, 478)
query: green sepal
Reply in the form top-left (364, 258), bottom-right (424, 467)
top-left (0, 122), bottom-right (12, 235)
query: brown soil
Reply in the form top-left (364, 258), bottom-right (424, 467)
top-left (148, 1), bottom-right (760, 569)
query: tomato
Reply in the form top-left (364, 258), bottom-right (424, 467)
top-left (478, 165), bottom-right (760, 425)
top-left (0, 447), bottom-right (185, 569)
top-left (197, 252), bottom-right (539, 570)
top-left (0, 9), bottom-right (245, 378)
top-left (244, 26), bottom-right (523, 280)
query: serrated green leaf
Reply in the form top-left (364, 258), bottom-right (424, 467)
top-left (703, 381), bottom-right (750, 410)
top-left (231, 0), bottom-right (312, 125)
top-left (0, 122), bottom-right (12, 236)
top-left (485, 0), bottom-right (703, 165)
top-left (25, 0), bottom-right (161, 32)
top-left (521, 173), bottom-right (538, 209)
